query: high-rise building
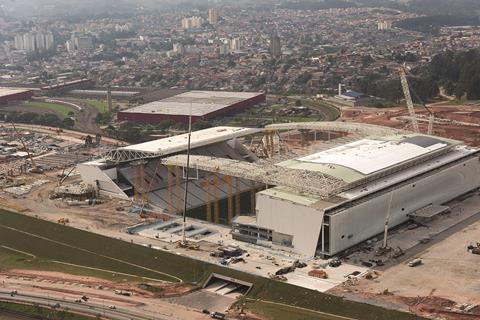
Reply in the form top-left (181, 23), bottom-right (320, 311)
top-left (181, 16), bottom-right (204, 30)
top-left (218, 43), bottom-right (230, 56)
top-left (378, 21), bottom-right (392, 31)
top-left (270, 33), bottom-right (281, 58)
top-left (35, 33), bottom-right (46, 50)
top-left (14, 35), bottom-right (24, 50)
top-left (230, 37), bottom-right (241, 51)
top-left (72, 35), bottom-right (94, 51)
top-left (23, 33), bottom-right (36, 51)
top-left (44, 33), bottom-right (54, 50)
top-left (208, 8), bottom-right (218, 25)
top-left (14, 32), bottom-right (54, 51)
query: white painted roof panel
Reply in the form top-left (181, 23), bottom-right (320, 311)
top-left (121, 126), bottom-right (260, 155)
top-left (298, 139), bottom-right (447, 175)
top-left (0, 87), bottom-right (32, 97)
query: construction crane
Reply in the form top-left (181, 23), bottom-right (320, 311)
top-left (399, 66), bottom-right (434, 135)
top-left (10, 123), bottom-right (41, 173)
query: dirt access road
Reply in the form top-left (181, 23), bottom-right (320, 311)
top-left (0, 271), bottom-right (209, 320)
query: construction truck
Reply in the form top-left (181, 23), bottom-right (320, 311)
top-left (57, 218), bottom-right (69, 225)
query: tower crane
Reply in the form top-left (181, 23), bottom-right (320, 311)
top-left (399, 66), bottom-right (434, 135)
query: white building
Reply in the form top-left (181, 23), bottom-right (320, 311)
top-left (14, 32), bottom-right (54, 51)
top-left (181, 16), bottom-right (204, 30)
top-left (378, 21), bottom-right (392, 30)
top-left (218, 43), bottom-right (230, 56)
top-left (233, 135), bottom-right (480, 257)
top-left (230, 37), bottom-right (241, 51)
top-left (68, 35), bottom-right (94, 51)
top-left (208, 8), bottom-right (218, 25)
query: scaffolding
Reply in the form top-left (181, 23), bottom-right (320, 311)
top-left (162, 155), bottom-right (347, 199)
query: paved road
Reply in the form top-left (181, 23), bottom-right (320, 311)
top-left (0, 122), bottom-right (126, 145)
top-left (0, 291), bottom-right (161, 320)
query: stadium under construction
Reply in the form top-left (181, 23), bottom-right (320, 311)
top-left (78, 122), bottom-right (480, 258)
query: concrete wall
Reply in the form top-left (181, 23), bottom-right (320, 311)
top-left (77, 164), bottom-right (129, 200)
top-left (256, 193), bottom-right (324, 257)
top-left (329, 157), bottom-right (480, 254)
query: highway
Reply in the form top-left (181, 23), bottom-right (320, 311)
top-left (0, 291), bottom-right (165, 320)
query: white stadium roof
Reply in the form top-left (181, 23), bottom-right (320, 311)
top-left (104, 126), bottom-right (260, 162)
top-left (298, 138), bottom-right (448, 175)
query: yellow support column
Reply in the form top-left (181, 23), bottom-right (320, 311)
top-left (226, 176), bottom-right (233, 224)
top-left (133, 166), bottom-right (139, 204)
top-left (175, 166), bottom-right (181, 215)
top-left (140, 164), bottom-right (146, 205)
top-left (205, 176), bottom-right (212, 222)
top-left (250, 180), bottom-right (256, 214)
top-left (213, 175), bottom-right (219, 224)
top-left (167, 165), bottom-right (174, 214)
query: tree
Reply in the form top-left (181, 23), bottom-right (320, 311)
top-left (192, 120), bottom-right (212, 131)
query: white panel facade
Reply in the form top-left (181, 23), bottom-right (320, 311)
top-left (77, 164), bottom-right (128, 200)
top-left (256, 194), bottom-right (324, 257)
top-left (329, 157), bottom-right (480, 254)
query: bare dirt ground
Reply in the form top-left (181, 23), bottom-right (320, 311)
top-left (331, 217), bottom-right (480, 319)
top-left (341, 103), bottom-right (480, 146)
top-left (0, 270), bottom-right (209, 320)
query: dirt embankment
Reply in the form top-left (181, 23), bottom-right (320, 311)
top-left (341, 104), bottom-right (480, 147)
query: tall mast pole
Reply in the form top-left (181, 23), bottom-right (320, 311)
top-left (182, 105), bottom-right (193, 245)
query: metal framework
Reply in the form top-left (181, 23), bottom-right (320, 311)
top-left (162, 155), bottom-right (347, 199)
top-left (104, 149), bottom-right (159, 163)
top-left (103, 122), bottom-right (405, 164)
top-left (265, 121), bottom-right (408, 137)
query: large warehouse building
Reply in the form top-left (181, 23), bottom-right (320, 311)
top-left (0, 87), bottom-right (34, 104)
top-left (233, 134), bottom-right (480, 257)
top-left (78, 123), bottom-right (480, 258)
top-left (117, 91), bottom-right (266, 124)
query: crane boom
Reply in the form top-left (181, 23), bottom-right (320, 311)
top-left (11, 122), bottom-right (38, 171)
top-left (399, 67), bottom-right (420, 133)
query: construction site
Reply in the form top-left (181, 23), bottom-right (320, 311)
top-left (1, 75), bottom-right (480, 319)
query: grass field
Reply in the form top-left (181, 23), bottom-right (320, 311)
top-left (0, 246), bottom-right (145, 283)
top-left (244, 301), bottom-right (351, 320)
top-left (0, 209), bottom-right (424, 320)
top-left (22, 101), bottom-right (73, 118)
top-left (0, 301), bottom-right (94, 320)
top-left (64, 97), bottom-right (110, 113)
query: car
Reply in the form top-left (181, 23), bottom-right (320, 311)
top-left (108, 305), bottom-right (116, 310)
top-left (408, 258), bottom-right (422, 267)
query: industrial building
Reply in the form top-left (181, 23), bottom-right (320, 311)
top-left (117, 91), bottom-right (266, 124)
top-left (0, 87), bottom-right (34, 104)
top-left (78, 122), bottom-right (480, 258)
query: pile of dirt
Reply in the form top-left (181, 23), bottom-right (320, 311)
top-left (400, 296), bottom-right (480, 320)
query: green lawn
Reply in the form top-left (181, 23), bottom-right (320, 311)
top-left (244, 301), bottom-right (349, 320)
top-left (64, 97), bottom-right (109, 113)
top-left (0, 301), bottom-right (94, 320)
top-left (23, 101), bottom-right (73, 118)
top-left (0, 246), bottom-right (146, 283)
top-left (0, 209), bottom-right (424, 320)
